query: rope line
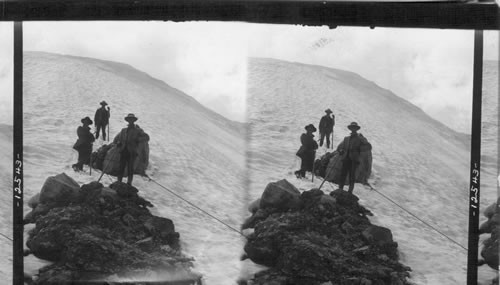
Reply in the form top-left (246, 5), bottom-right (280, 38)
top-left (368, 185), bottom-right (468, 252)
top-left (316, 166), bottom-right (467, 252)
top-left (0, 232), bottom-right (12, 242)
top-left (147, 177), bottom-right (245, 237)
top-left (91, 159), bottom-right (465, 251)
top-left (91, 169), bottom-right (244, 237)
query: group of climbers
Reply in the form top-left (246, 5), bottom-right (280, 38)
top-left (72, 101), bottom-right (110, 172)
top-left (295, 108), bottom-right (368, 193)
top-left (71, 101), bottom-right (149, 185)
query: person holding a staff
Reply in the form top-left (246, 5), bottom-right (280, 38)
top-left (295, 124), bottom-right (319, 179)
top-left (94, 100), bottom-right (110, 141)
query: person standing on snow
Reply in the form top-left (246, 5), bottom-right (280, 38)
top-left (72, 116), bottom-right (95, 171)
top-left (336, 122), bottom-right (368, 193)
top-left (319, 108), bottom-right (335, 148)
top-left (113, 113), bottom-right (150, 185)
top-left (94, 100), bottom-right (110, 140)
top-left (295, 124), bottom-right (319, 179)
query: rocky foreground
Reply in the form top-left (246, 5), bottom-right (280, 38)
top-left (479, 197), bottom-right (500, 285)
top-left (24, 173), bottom-right (200, 284)
top-left (241, 179), bottom-right (411, 285)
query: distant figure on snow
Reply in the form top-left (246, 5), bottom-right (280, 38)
top-left (336, 122), bottom-right (368, 193)
top-left (72, 116), bottom-right (95, 171)
top-left (295, 124), bottom-right (319, 179)
top-left (319, 108), bottom-right (335, 148)
top-left (94, 100), bottom-right (110, 140)
top-left (113, 113), bottom-right (150, 185)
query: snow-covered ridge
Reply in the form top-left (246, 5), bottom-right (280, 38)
top-left (246, 57), bottom-right (496, 284)
top-left (25, 51), bottom-right (245, 135)
top-left (22, 51), bottom-right (247, 284)
top-left (14, 52), bottom-right (497, 284)
top-left (0, 123), bottom-right (12, 284)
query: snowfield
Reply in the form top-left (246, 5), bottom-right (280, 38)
top-left (0, 124), bottom-right (12, 284)
top-left (23, 51), bottom-right (247, 284)
top-left (5, 51), bottom-right (496, 284)
top-left (245, 58), bottom-right (498, 285)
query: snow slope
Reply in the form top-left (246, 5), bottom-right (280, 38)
top-left (478, 60), bottom-right (499, 284)
top-left (19, 52), bottom-right (498, 284)
top-left (246, 57), bottom-right (498, 285)
top-left (481, 60), bottom-right (498, 190)
top-left (0, 124), bottom-right (12, 284)
top-left (23, 51), bottom-right (247, 284)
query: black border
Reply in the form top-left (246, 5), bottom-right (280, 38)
top-left (467, 29), bottom-right (484, 285)
top-left (13, 21), bottom-right (23, 285)
top-left (6, 1), bottom-right (498, 285)
top-left (0, 0), bottom-right (498, 30)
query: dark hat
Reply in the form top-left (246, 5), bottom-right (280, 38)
top-left (124, 113), bottom-right (138, 122)
top-left (81, 116), bottom-right (93, 125)
top-left (347, 122), bottom-right (361, 131)
top-left (100, 100), bottom-right (108, 106)
top-left (305, 124), bottom-right (317, 132)
top-left (325, 108), bottom-right (333, 114)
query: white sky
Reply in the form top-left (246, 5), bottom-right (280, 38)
top-left (0, 23), bottom-right (13, 125)
top-left (0, 21), bottom-right (498, 133)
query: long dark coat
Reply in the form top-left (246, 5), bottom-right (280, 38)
top-left (300, 133), bottom-right (318, 171)
top-left (94, 107), bottom-right (110, 127)
top-left (319, 115), bottom-right (334, 134)
top-left (76, 126), bottom-right (95, 164)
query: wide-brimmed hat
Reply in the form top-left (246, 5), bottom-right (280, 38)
top-left (347, 122), bottom-right (361, 131)
top-left (325, 108), bottom-right (333, 114)
top-left (124, 113), bottom-right (138, 122)
top-left (81, 116), bottom-right (93, 125)
top-left (305, 124), bottom-right (317, 132)
top-left (100, 100), bottom-right (108, 106)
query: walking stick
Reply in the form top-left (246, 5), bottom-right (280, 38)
top-left (312, 152), bottom-right (316, 182)
top-left (331, 131), bottom-right (334, 149)
top-left (318, 158), bottom-right (336, 191)
top-left (97, 145), bottom-right (119, 183)
top-left (107, 107), bottom-right (111, 142)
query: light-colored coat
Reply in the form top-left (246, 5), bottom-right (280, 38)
top-left (113, 125), bottom-right (150, 154)
top-left (336, 133), bottom-right (367, 163)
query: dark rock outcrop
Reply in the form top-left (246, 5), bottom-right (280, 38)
top-left (248, 198), bottom-right (261, 214)
top-left (242, 181), bottom-right (410, 285)
top-left (479, 197), bottom-right (500, 277)
top-left (260, 179), bottom-right (302, 211)
top-left (25, 174), bottom-right (200, 284)
top-left (25, 173), bottom-right (82, 224)
top-left (28, 193), bottom-right (40, 209)
top-left (242, 179), bottom-right (302, 230)
top-left (39, 173), bottom-right (80, 206)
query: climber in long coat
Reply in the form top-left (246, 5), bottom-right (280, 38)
top-left (319, 108), bottom-right (335, 148)
top-left (72, 116), bottom-right (95, 171)
top-left (295, 124), bottom-right (319, 179)
top-left (94, 100), bottom-right (110, 140)
top-left (336, 122), bottom-right (368, 193)
top-left (113, 113), bottom-right (150, 185)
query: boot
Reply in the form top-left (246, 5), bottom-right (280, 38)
top-left (127, 173), bottom-right (134, 186)
top-left (348, 184), bottom-right (355, 194)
